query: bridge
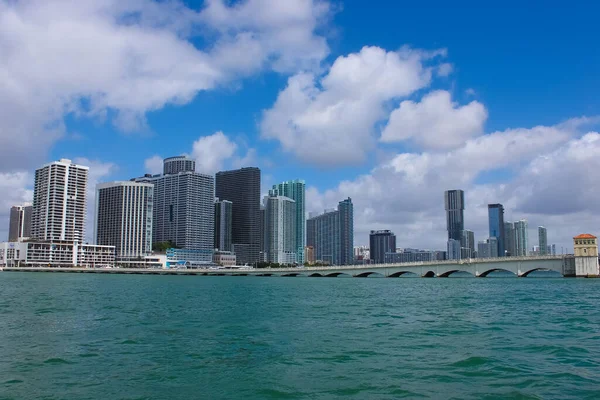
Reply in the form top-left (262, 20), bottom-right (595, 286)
top-left (2, 255), bottom-right (579, 277)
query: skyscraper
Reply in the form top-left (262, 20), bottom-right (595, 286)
top-left (488, 204), bottom-right (505, 257)
top-left (265, 195), bottom-right (296, 264)
top-left (461, 229), bottom-right (475, 258)
top-left (270, 179), bottom-right (305, 263)
top-left (338, 198), bottom-right (354, 265)
top-left (135, 156), bottom-right (215, 263)
top-left (8, 204), bottom-right (32, 242)
top-left (32, 159), bottom-right (89, 242)
top-left (369, 230), bottom-right (396, 264)
top-left (214, 199), bottom-right (233, 252)
top-left (444, 190), bottom-right (465, 241)
top-left (215, 167), bottom-right (261, 265)
top-left (95, 181), bottom-right (153, 260)
top-left (307, 209), bottom-right (339, 265)
top-left (504, 222), bottom-right (516, 256)
top-left (538, 226), bottom-right (548, 256)
top-left (514, 219), bottom-right (529, 256)
top-left (447, 238), bottom-right (461, 260)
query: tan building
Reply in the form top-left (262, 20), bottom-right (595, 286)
top-left (304, 246), bottom-right (315, 265)
top-left (573, 234), bottom-right (599, 276)
top-left (213, 251), bottom-right (236, 267)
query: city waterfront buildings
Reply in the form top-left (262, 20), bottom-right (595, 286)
top-left (444, 190), bottom-right (465, 241)
top-left (31, 159), bottom-right (88, 242)
top-left (265, 195), bottom-right (297, 264)
top-left (514, 219), bottom-right (529, 256)
top-left (270, 180), bottom-right (305, 263)
top-left (214, 199), bottom-right (233, 252)
top-left (461, 229), bottom-right (475, 258)
top-left (304, 245), bottom-right (315, 264)
top-left (306, 198), bottom-right (354, 265)
top-left (338, 198), bottom-right (354, 265)
top-left (488, 204), bottom-right (505, 257)
top-left (447, 238), bottom-right (461, 260)
top-left (8, 204), bottom-right (32, 242)
top-left (539, 226), bottom-right (548, 255)
top-left (135, 156), bottom-right (215, 263)
top-left (95, 181), bottom-right (154, 266)
top-left (215, 167), bottom-right (261, 265)
top-left (369, 230), bottom-right (396, 263)
top-left (504, 222), bottom-right (516, 256)
top-left (477, 237), bottom-right (499, 259)
top-left (0, 240), bottom-right (115, 268)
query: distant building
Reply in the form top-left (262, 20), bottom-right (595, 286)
top-left (214, 199), bottom-right (233, 252)
top-left (270, 180), bottom-right (305, 263)
top-left (447, 238), bottom-right (461, 260)
top-left (538, 226), bottom-right (548, 256)
top-left (573, 234), bottom-right (599, 276)
top-left (444, 190), bottom-right (465, 241)
top-left (306, 198), bottom-right (354, 265)
top-left (95, 181), bottom-right (154, 266)
top-left (134, 156), bottom-right (215, 263)
top-left (265, 195), bottom-right (297, 264)
top-left (32, 159), bottom-right (89, 242)
top-left (369, 230), bottom-right (396, 263)
top-left (477, 237), bottom-right (499, 259)
top-left (514, 219), bottom-right (529, 256)
top-left (213, 251), bottom-right (236, 267)
top-left (215, 167), bottom-right (261, 265)
top-left (304, 246), bottom-right (315, 265)
top-left (0, 241), bottom-right (115, 268)
top-left (488, 204), bottom-right (505, 256)
top-left (8, 204), bottom-right (32, 242)
top-left (461, 229), bottom-right (475, 258)
top-left (504, 222), bottom-right (516, 256)
top-left (385, 249), bottom-right (433, 263)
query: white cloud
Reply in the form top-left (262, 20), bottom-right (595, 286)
top-left (144, 155), bottom-right (164, 175)
top-left (381, 90), bottom-right (488, 150)
top-left (261, 45), bottom-right (446, 165)
top-left (307, 119), bottom-right (598, 252)
top-left (191, 131), bottom-right (238, 175)
top-left (0, 172), bottom-right (34, 241)
top-left (0, 0), bottom-right (331, 171)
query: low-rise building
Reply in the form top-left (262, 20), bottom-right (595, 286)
top-left (213, 251), bottom-right (236, 266)
top-left (1, 240), bottom-right (115, 268)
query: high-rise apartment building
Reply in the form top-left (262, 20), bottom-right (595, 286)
top-left (31, 159), bottom-right (88, 242)
top-left (265, 195), bottom-right (296, 264)
top-left (95, 182), bottom-right (153, 259)
top-left (447, 238), bottom-right (461, 260)
top-left (538, 226), bottom-right (548, 255)
top-left (488, 204), bottom-right (505, 257)
top-left (270, 180), bottom-right (306, 263)
top-left (135, 156), bottom-right (214, 263)
top-left (214, 199), bottom-right (233, 252)
top-left (215, 167), bottom-right (261, 265)
top-left (504, 222), bottom-right (516, 256)
top-left (306, 198), bottom-right (354, 266)
top-left (8, 204), bottom-right (32, 242)
top-left (514, 219), bottom-right (529, 256)
top-left (444, 190), bottom-right (465, 241)
top-left (369, 230), bottom-right (396, 264)
top-left (461, 229), bottom-right (475, 258)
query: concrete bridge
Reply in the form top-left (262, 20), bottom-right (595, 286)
top-left (1, 255), bottom-right (578, 277)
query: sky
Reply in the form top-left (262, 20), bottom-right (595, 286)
top-left (1, 0), bottom-right (599, 252)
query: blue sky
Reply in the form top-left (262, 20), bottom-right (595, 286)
top-left (1, 0), bottom-right (599, 249)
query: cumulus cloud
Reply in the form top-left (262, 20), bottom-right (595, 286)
top-left (0, 0), bottom-right (332, 171)
top-left (381, 90), bottom-right (488, 150)
top-left (307, 119), bottom-right (599, 252)
top-left (261, 46), bottom-right (446, 165)
top-left (144, 155), bottom-right (164, 175)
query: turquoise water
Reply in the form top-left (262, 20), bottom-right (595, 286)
top-left (1, 273), bottom-right (599, 399)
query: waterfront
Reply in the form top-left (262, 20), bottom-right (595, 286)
top-left (1, 273), bottom-right (599, 399)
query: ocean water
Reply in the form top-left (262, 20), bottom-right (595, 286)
top-left (1, 273), bottom-right (599, 399)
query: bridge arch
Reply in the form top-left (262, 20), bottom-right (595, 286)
top-left (478, 268), bottom-right (516, 278)
top-left (281, 272), bottom-right (305, 277)
top-left (354, 271), bottom-right (384, 278)
top-left (520, 268), bottom-right (562, 277)
top-left (422, 271), bottom-right (436, 278)
top-left (388, 271), bottom-right (418, 278)
top-left (438, 270), bottom-right (474, 278)
top-left (308, 273), bottom-right (323, 277)
top-left (325, 272), bottom-right (351, 277)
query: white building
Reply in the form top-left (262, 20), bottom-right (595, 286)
top-left (514, 219), bottom-right (529, 256)
top-left (1, 241), bottom-right (115, 268)
top-left (538, 226), bottom-right (548, 255)
top-left (265, 195), bottom-right (296, 264)
top-left (95, 181), bottom-right (154, 266)
top-left (8, 204), bottom-right (32, 242)
top-left (31, 159), bottom-right (89, 242)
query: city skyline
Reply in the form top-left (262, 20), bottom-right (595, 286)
top-left (0, 2), bottom-right (598, 254)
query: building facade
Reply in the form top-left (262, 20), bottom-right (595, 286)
top-left (8, 204), bottom-right (32, 242)
top-left (573, 234), bottom-right (599, 276)
top-left (31, 159), bottom-right (89, 242)
top-left (215, 167), bottom-right (261, 265)
top-left (338, 198), bottom-right (354, 265)
top-left (447, 238), bottom-right (461, 260)
top-left (504, 222), bottom-right (516, 256)
top-left (444, 190), bottom-right (465, 241)
top-left (135, 157), bottom-right (214, 263)
top-left (270, 180), bottom-right (306, 263)
top-left (265, 195), bottom-right (297, 264)
top-left (369, 230), bottom-right (396, 263)
top-left (0, 240), bottom-right (115, 268)
top-left (214, 199), bottom-right (233, 252)
top-left (95, 181), bottom-right (154, 262)
top-left (461, 229), bottom-right (475, 258)
top-left (488, 204), bottom-right (505, 257)
top-left (307, 210), bottom-right (339, 265)
top-left (538, 226), bottom-right (548, 256)
top-left (514, 219), bottom-right (529, 256)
